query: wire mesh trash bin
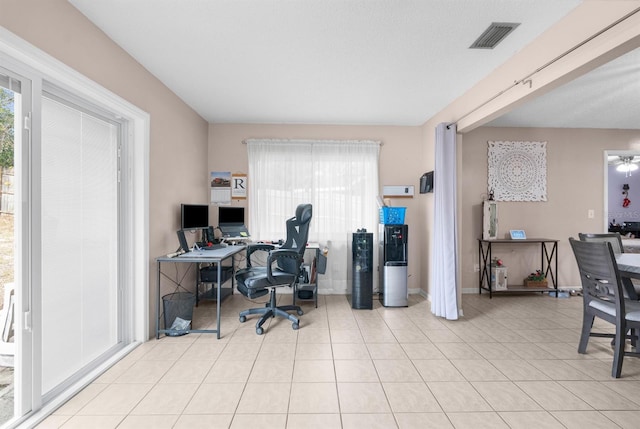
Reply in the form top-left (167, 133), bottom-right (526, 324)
top-left (162, 292), bottom-right (196, 336)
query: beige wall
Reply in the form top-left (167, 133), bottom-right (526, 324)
top-left (208, 123), bottom-right (428, 291)
top-left (5, 0), bottom-right (640, 333)
top-left (1, 0), bottom-right (210, 336)
top-left (460, 127), bottom-right (640, 291)
top-left (422, 1), bottom-right (640, 312)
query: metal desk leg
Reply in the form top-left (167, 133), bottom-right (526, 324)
top-left (216, 262), bottom-right (221, 339)
top-left (315, 247), bottom-right (319, 308)
top-left (156, 261), bottom-right (161, 339)
top-left (231, 255), bottom-right (235, 294)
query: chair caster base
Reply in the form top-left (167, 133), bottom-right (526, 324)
top-left (238, 288), bottom-right (304, 335)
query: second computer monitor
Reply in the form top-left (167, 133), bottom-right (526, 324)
top-left (218, 206), bottom-right (250, 238)
top-left (219, 206), bottom-right (244, 225)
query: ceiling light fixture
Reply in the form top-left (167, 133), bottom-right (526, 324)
top-left (617, 156), bottom-right (638, 176)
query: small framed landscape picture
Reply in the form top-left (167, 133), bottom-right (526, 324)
top-left (510, 230), bottom-right (526, 240)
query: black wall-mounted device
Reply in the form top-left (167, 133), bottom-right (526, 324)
top-left (420, 171), bottom-right (434, 194)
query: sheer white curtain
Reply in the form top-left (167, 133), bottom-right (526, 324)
top-left (247, 139), bottom-right (380, 293)
top-left (431, 123), bottom-right (459, 319)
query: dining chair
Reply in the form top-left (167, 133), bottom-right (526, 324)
top-left (578, 232), bottom-right (624, 252)
top-left (569, 237), bottom-right (640, 377)
top-left (579, 232), bottom-right (640, 300)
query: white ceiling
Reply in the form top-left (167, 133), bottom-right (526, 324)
top-left (66, 0), bottom-right (629, 128)
top-left (487, 47), bottom-right (640, 129)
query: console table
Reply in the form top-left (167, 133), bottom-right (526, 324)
top-left (478, 238), bottom-right (558, 298)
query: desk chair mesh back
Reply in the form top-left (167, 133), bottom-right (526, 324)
top-left (235, 204), bottom-right (313, 335)
top-left (569, 238), bottom-right (640, 377)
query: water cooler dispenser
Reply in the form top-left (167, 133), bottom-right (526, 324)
top-left (379, 224), bottom-right (408, 307)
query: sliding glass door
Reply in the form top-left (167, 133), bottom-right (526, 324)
top-left (0, 49), bottom-right (141, 426)
top-left (40, 92), bottom-right (123, 398)
top-left (0, 65), bottom-right (26, 428)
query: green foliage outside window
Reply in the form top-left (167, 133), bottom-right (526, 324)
top-left (0, 88), bottom-right (14, 169)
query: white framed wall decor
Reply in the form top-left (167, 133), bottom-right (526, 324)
top-left (488, 141), bottom-right (547, 202)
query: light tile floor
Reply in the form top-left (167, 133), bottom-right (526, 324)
top-left (36, 292), bottom-right (640, 428)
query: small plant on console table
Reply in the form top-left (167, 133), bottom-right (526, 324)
top-left (524, 270), bottom-right (548, 288)
top-left (490, 257), bottom-right (503, 267)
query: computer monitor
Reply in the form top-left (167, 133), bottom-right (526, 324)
top-left (181, 204), bottom-right (209, 230)
top-left (219, 206), bottom-right (245, 225)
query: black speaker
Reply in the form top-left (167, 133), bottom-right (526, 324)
top-left (352, 231), bottom-right (373, 309)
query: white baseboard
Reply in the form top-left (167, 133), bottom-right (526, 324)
top-left (461, 286), bottom-right (581, 295)
top-left (276, 287), bottom-right (424, 296)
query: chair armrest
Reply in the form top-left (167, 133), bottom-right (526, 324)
top-left (245, 243), bottom-right (275, 267)
top-left (266, 249), bottom-right (301, 283)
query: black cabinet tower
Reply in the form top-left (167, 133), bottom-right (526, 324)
top-left (351, 231), bottom-right (373, 309)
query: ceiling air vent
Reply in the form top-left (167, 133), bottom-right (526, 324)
top-left (470, 22), bottom-right (520, 49)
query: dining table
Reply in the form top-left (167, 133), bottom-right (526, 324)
top-left (614, 253), bottom-right (640, 300)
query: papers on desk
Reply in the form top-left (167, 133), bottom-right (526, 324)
top-left (177, 245), bottom-right (244, 258)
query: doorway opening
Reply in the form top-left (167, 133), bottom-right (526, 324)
top-left (605, 150), bottom-right (640, 238)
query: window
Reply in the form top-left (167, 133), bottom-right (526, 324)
top-left (247, 139), bottom-right (380, 293)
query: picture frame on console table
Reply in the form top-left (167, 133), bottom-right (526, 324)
top-left (510, 230), bottom-right (526, 240)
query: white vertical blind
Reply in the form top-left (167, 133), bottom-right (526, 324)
top-left (41, 96), bottom-right (119, 394)
top-left (247, 139), bottom-right (380, 293)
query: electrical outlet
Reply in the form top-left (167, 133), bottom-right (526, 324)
top-left (473, 263), bottom-right (480, 272)
top-left (588, 209), bottom-right (595, 219)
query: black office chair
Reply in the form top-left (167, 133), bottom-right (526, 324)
top-left (235, 204), bottom-right (312, 335)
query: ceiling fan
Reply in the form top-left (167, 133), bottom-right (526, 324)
top-left (608, 155), bottom-right (640, 175)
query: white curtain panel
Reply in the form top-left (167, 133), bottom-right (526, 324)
top-left (431, 123), bottom-right (459, 319)
top-left (247, 139), bottom-right (380, 293)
